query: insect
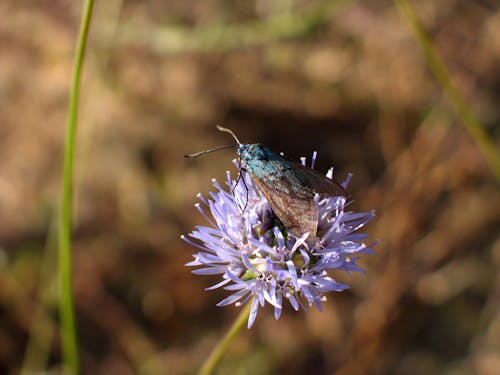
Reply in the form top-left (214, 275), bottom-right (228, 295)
top-left (185, 126), bottom-right (350, 237)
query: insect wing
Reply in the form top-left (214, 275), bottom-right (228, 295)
top-left (295, 163), bottom-right (351, 200)
top-left (246, 158), bottom-right (318, 237)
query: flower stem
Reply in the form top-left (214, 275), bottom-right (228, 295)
top-left (198, 302), bottom-right (252, 375)
top-left (394, 0), bottom-right (500, 181)
top-left (58, 1), bottom-right (94, 374)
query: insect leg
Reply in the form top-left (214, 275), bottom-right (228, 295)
top-left (240, 168), bottom-right (249, 212)
top-left (231, 165), bottom-right (249, 213)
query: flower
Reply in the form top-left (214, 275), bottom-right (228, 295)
top-left (182, 152), bottom-right (376, 328)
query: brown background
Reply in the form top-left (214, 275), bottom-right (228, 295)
top-left (0, 1), bottom-right (499, 374)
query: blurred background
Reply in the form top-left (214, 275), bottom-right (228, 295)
top-left (1, 1), bottom-right (499, 374)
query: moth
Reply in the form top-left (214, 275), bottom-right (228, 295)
top-left (185, 126), bottom-right (350, 237)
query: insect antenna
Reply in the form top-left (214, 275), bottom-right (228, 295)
top-left (216, 125), bottom-right (241, 145)
top-left (214, 125), bottom-right (250, 209)
top-left (187, 125), bottom-right (249, 211)
top-left (184, 145), bottom-right (234, 158)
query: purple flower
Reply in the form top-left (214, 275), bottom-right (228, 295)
top-left (182, 153), bottom-right (376, 328)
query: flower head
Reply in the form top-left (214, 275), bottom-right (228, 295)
top-left (182, 153), bottom-right (376, 328)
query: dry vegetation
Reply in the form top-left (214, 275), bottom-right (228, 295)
top-left (0, 1), bottom-right (499, 374)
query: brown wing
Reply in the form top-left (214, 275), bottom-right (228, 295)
top-left (252, 176), bottom-right (318, 237)
top-left (295, 162), bottom-right (351, 200)
top-left (244, 155), bottom-right (348, 237)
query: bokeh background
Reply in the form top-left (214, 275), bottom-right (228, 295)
top-left (1, 1), bottom-right (499, 374)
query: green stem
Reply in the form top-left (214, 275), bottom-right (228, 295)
top-left (58, 1), bottom-right (94, 374)
top-left (198, 302), bottom-right (253, 375)
top-left (394, 0), bottom-right (500, 181)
